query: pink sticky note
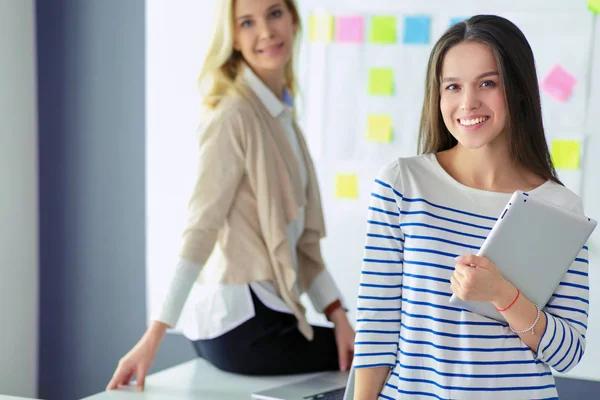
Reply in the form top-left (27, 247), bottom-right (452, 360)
top-left (540, 65), bottom-right (577, 103)
top-left (335, 16), bottom-right (364, 43)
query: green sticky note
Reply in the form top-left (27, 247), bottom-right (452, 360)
top-left (309, 14), bottom-right (333, 42)
top-left (335, 174), bottom-right (359, 199)
top-left (551, 139), bottom-right (581, 170)
top-left (368, 68), bottom-right (394, 96)
top-left (589, 0), bottom-right (600, 13)
top-left (367, 115), bottom-right (393, 143)
top-left (370, 16), bottom-right (397, 44)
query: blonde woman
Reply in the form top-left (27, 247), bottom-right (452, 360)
top-left (106, 0), bottom-right (354, 392)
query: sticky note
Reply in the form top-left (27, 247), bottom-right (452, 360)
top-left (335, 16), bottom-right (364, 43)
top-left (450, 17), bottom-right (468, 26)
top-left (369, 16), bottom-right (397, 44)
top-left (540, 65), bottom-right (577, 103)
top-left (309, 14), bottom-right (333, 43)
top-left (589, 0), bottom-right (600, 13)
top-left (551, 139), bottom-right (581, 170)
top-left (335, 174), bottom-right (359, 199)
top-left (367, 115), bottom-right (393, 143)
top-left (368, 68), bottom-right (394, 96)
top-left (403, 16), bottom-right (431, 45)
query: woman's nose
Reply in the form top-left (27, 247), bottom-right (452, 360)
top-left (257, 20), bottom-right (275, 40)
top-left (461, 87), bottom-right (481, 110)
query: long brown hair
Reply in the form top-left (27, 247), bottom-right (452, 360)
top-left (417, 15), bottom-right (561, 184)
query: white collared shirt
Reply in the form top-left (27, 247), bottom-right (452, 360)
top-left (155, 65), bottom-right (343, 340)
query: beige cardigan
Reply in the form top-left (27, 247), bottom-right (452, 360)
top-left (179, 77), bottom-right (327, 340)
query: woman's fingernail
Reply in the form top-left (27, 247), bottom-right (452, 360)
top-left (455, 255), bottom-right (464, 262)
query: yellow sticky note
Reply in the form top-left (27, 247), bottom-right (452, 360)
top-left (367, 115), bottom-right (393, 143)
top-left (370, 16), bottom-right (397, 44)
top-left (369, 68), bottom-right (394, 96)
top-left (551, 139), bottom-right (581, 170)
top-left (309, 14), bottom-right (334, 42)
top-left (589, 0), bottom-right (600, 14)
top-left (335, 174), bottom-right (359, 199)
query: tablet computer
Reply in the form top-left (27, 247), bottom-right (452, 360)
top-left (448, 190), bottom-right (596, 322)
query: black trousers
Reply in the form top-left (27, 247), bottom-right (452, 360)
top-left (192, 288), bottom-right (339, 375)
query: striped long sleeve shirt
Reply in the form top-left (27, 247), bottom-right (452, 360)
top-left (354, 154), bottom-right (589, 400)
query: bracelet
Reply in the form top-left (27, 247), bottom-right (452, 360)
top-left (509, 304), bottom-right (541, 336)
top-left (495, 289), bottom-right (520, 312)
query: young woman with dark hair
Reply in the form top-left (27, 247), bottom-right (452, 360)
top-left (353, 15), bottom-right (589, 400)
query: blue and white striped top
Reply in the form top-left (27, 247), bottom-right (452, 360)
top-left (354, 154), bottom-right (590, 400)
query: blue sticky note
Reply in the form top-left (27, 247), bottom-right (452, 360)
top-left (450, 17), bottom-right (468, 26)
top-left (403, 16), bottom-right (431, 45)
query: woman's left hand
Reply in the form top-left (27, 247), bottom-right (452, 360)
top-left (329, 308), bottom-right (355, 371)
top-left (450, 254), bottom-right (513, 304)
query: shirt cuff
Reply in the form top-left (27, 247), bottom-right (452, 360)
top-left (153, 259), bottom-right (202, 328)
top-left (535, 311), bottom-right (579, 371)
top-left (307, 269), bottom-right (345, 314)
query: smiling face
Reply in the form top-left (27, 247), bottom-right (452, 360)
top-left (233, 0), bottom-right (297, 80)
top-left (439, 41), bottom-right (508, 151)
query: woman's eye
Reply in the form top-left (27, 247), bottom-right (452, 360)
top-left (241, 20), bottom-right (253, 28)
top-left (481, 80), bottom-right (496, 87)
top-left (271, 9), bottom-right (282, 18)
top-left (445, 84), bottom-right (458, 91)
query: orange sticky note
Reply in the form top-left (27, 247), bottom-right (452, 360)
top-left (551, 139), bottom-right (581, 170)
top-left (309, 14), bottom-right (334, 43)
top-left (367, 115), bottom-right (393, 143)
top-left (335, 174), bottom-right (359, 199)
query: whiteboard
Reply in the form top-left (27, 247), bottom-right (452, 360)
top-left (145, 0), bottom-right (600, 382)
top-left (298, 0), bottom-right (599, 382)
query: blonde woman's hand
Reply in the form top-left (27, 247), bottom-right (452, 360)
top-left (330, 309), bottom-right (355, 371)
top-left (450, 254), bottom-right (514, 305)
top-left (106, 322), bottom-right (167, 392)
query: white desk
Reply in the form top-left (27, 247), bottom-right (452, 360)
top-left (83, 358), bottom-right (323, 400)
top-left (0, 396), bottom-right (39, 400)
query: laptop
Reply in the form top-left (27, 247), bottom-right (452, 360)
top-left (251, 368), bottom-right (354, 400)
top-left (449, 190), bottom-right (596, 322)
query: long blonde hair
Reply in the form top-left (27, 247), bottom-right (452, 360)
top-left (199, 0), bottom-right (302, 109)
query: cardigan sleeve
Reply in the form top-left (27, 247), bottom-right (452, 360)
top-left (179, 105), bottom-right (247, 265)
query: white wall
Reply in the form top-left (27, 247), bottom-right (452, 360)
top-left (580, 4), bottom-right (600, 383)
top-left (0, 0), bottom-right (39, 397)
top-left (145, 0), bottom-right (216, 328)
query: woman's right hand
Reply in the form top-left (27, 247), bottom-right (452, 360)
top-left (106, 321), bottom-right (168, 392)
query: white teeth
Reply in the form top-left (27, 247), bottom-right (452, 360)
top-left (459, 116), bottom-right (489, 126)
top-left (259, 43), bottom-right (282, 53)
